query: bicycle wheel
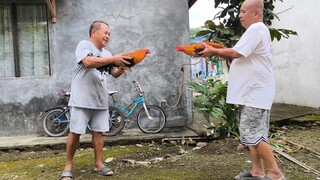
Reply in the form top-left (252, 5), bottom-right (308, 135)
top-left (137, 105), bottom-right (166, 133)
top-left (42, 108), bottom-right (70, 137)
top-left (103, 106), bottom-right (125, 136)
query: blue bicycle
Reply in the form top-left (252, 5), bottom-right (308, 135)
top-left (107, 81), bottom-right (167, 134)
top-left (42, 91), bottom-right (125, 137)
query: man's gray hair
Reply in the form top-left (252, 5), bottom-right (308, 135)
top-left (89, 21), bottom-right (109, 37)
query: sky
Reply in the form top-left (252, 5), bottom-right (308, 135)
top-left (189, 0), bottom-right (219, 28)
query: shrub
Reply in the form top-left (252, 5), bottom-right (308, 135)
top-left (188, 79), bottom-right (239, 138)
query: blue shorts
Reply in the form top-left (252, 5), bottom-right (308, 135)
top-left (238, 105), bottom-right (270, 146)
top-left (69, 107), bottom-right (109, 134)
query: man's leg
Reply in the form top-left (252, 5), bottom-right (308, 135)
top-left (64, 132), bottom-right (80, 170)
top-left (64, 107), bottom-right (88, 172)
top-left (236, 106), bottom-right (285, 179)
top-left (92, 131), bottom-right (113, 175)
top-left (62, 132), bottom-right (80, 180)
top-left (248, 146), bottom-right (265, 178)
top-left (254, 141), bottom-right (285, 180)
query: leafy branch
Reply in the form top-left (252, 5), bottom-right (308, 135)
top-left (195, 0), bottom-right (297, 47)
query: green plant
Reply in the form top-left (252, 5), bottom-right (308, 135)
top-left (188, 79), bottom-right (239, 138)
top-left (269, 132), bottom-right (286, 149)
top-left (195, 0), bottom-right (297, 47)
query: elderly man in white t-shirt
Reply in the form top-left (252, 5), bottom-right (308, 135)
top-left (197, 0), bottom-right (285, 180)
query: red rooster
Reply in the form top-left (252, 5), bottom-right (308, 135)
top-left (176, 42), bottom-right (225, 57)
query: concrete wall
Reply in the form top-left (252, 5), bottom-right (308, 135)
top-left (272, 0), bottom-right (320, 108)
top-left (0, 0), bottom-right (193, 136)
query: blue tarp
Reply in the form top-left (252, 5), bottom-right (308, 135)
top-left (189, 33), bottom-right (212, 43)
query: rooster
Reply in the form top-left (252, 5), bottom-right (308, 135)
top-left (126, 48), bottom-right (151, 67)
top-left (97, 48), bottom-right (151, 73)
top-left (176, 42), bottom-right (225, 57)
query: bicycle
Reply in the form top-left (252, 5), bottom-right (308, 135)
top-left (107, 81), bottom-right (167, 134)
top-left (42, 91), bottom-right (125, 137)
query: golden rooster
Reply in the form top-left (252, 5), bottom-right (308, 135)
top-left (176, 42), bottom-right (225, 57)
top-left (97, 48), bottom-right (151, 73)
top-left (126, 48), bottom-right (151, 67)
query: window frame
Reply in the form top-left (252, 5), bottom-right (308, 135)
top-left (0, 0), bottom-right (51, 77)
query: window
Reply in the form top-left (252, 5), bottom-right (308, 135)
top-left (0, 2), bottom-right (50, 77)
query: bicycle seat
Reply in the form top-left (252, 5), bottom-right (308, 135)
top-left (108, 91), bottom-right (118, 95)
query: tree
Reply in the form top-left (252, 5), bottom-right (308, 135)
top-left (196, 0), bottom-right (297, 47)
top-left (190, 27), bottom-right (202, 38)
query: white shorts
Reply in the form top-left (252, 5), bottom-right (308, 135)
top-left (69, 107), bottom-right (109, 134)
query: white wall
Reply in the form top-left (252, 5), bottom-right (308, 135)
top-left (272, 0), bottom-right (320, 108)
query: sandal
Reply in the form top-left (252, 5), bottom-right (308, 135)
top-left (233, 171), bottom-right (256, 180)
top-left (60, 170), bottom-right (73, 180)
top-left (261, 176), bottom-right (286, 180)
top-left (93, 166), bottom-right (114, 176)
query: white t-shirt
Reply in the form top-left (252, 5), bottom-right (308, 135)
top-left (227, 22), bottom-right (275, 110)
top-left (68, 40), bottom-right (112, 109)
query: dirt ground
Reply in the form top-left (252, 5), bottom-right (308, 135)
top-left (0, 118), bottom-right (319, 180)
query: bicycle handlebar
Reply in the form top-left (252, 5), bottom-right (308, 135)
top-left (133, 81), bottom-right (144, 95)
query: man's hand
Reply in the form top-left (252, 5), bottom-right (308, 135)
top-left (196, 43), bottom-right (216, 57)
top-left (119, 66), bottom-right (128, 73)
top-left (113, 54), bottom-right (132, 67)
top-left (111, 66), bottom-right (129, 78)
top-left (197, 43), bottom-right (242, 59)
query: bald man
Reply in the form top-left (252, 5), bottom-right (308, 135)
top-left (198, 0), bottom-right (286, 179)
